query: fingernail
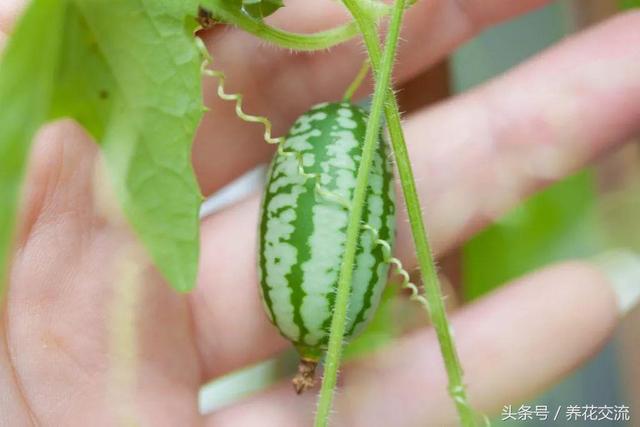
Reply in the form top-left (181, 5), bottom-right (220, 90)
top-left (592, 250), bottom-right (640, 317)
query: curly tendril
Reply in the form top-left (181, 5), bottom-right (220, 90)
top-left (196, 36), bottom-right (422, 303)
top-left (360, 224), bottom-right (429, 309)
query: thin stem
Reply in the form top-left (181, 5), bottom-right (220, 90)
top-left (388, 105), bottom-right (479, 427)
top-left (345, 1), bottom-right (479, 426)
top-left (204, 0), bottom-right (387, 51)
top-left (313, 1), bottom-right (407, 426)
top-left (343, 60), bottom-right (370, 101)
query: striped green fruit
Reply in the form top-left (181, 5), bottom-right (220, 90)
top-left (257, 101), bottom-right (396, 366)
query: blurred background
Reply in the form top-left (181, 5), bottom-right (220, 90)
top-left (453, 1), bottom-right (638, 425)
top-left (199, 1), bottom-right (639, 425)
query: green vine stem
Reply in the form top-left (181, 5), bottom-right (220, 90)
top-left (204, 0), bottom-right (388, 51)
top-left (314, 0), bottom-right (407, 426)
top-left (343, 60), bottom-right (370, 101)
top-left (343, 1), bottom-right (480, 425)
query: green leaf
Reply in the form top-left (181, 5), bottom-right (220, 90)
top-left (222, 0), bottom-right (243, 8)
top-left (49, 4), bottom-right (115, 137)
top-left (243, 0), bottom-right (284, 19)
top-left (0, 0), bottom-right (205, 293)
top-left (208, 0), bottom-right (284, 20)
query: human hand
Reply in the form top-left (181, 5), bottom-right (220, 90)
top-left (1, 1), bottom-right (640, 426)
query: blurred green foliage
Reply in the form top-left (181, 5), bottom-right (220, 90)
top-left (619, 0), bottom-right (640, 10)
top-left (463, 172), bottom-right (601, 299)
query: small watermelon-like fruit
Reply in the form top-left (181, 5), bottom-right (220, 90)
top-left (257, 101), bottom-right (396, 393)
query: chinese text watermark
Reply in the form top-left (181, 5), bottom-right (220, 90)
top-left (501, 404), bottom-right (631, 423)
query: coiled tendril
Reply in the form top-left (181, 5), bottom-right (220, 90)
top-left (196, 36), bottom-right (425, 306)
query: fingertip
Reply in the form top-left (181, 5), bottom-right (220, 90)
top-left (591, 250), bottom-right (640, 318)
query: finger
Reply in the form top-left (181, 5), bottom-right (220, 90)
top-left (193, 0), bottom-right (551, 195)
top-left (190, 11), bottom-right (640, 380)
top-left (395, 9), bottom-right (640, 264)
top-left (205, 258), bottom-right (634, 426)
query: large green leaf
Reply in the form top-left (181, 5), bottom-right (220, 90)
top-left (0, 0), bottom-right (204, 293)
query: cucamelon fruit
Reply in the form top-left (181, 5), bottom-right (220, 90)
top-left (257, 101), bottom-right (396, 393)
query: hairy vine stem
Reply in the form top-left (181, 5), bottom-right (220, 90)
top-left (202, 0), bottom-right (388, 51)
top-left (314, 1), bottom-right (407, 426)
top-left (342, 1), bottom-right (480, 426)
top-left (343, 60), bottom-right (370, 101)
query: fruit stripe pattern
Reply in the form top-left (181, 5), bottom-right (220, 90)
top-left (257, 101), bottom-right (396, 357)
top-left (198, 37), bottom-right (426, 364)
